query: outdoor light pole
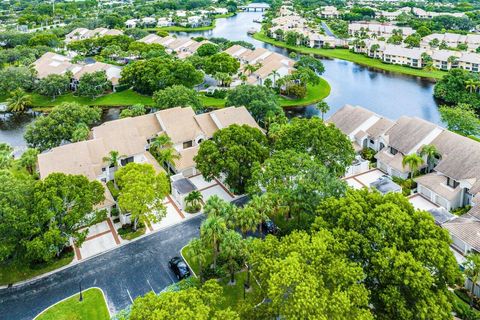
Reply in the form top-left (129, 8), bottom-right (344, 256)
top-left (79, 281), bottom-right (83, 302)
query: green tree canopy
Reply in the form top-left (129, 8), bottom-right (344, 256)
top-left (35, 73), bottom-right (71, 99)
top-left (24, 102), bottom-right (101, 151)
top-left (119, 104), bottom-right (147, 118)
top-left (250, 230), bottom-right (373, 319)
top-left (225, 84), bottom-right (284, 126)
top-left (120, 57), bottom-right (204, 95)
top-left (194, 124), bottom-right (269, 194)
top-left (439, 103), bottom-right (480, 137)
top-left (0, 66), bottom-right (36, 94)
top-left (153, 85), bottom-right (202, 111)
top-left (294, 55), bottom-right (325, 75)
top-left (115, 163), bottom-right (170, 230)
top-left (434, 69), bottom-right (480, 108)
top-left (203, 52), bottom-right (240, 75)
top-left (271, 118), bottom-right (355, 176)
top-left (196, 43), bottom-right (220, 57)
top-left (313, 189), bottom-right (462, 320)
top-left (76, 70), bottom-right (112, 98)
top-left (129, 280), bottom-right (240, 320)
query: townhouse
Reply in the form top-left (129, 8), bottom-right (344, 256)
top-left (412, 7), bottom-right (466, 19)
top-left (38, 106), bottom-right (261, 216)
top-left (138, 34), bottom-right (210, 58)
top-left (65, 27), bottom-right (123, 43)
top-left (348, 22), bottom-right (414, 38)
top-left (319, 6), bottom-right (340, 19)
top-left (328, 105), bottom-right (480, 213)
top-left (224, 45), bottom-right (295, 85)
top-left (421, 33), bottom-right (480, 52)
top-left (32, 52), bottom-right (122, 89)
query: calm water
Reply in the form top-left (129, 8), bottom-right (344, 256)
top-left (0, 10), bottom-right (442, 149)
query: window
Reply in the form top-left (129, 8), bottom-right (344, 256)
top-left (447, 177), bottom-right (459, 189)
top-left (183, 140), bottom-right (193, 149)
top-left (120, 156), bottom-right (134, 166)
top-left (369, 139), bottom-right (374, 144)
top-left (389, 147), bottom-right (398, 155)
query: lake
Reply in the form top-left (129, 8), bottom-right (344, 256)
top-left (0, 10), bottom-right (442, 150)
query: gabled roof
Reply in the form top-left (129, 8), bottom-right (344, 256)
top-left (210, 106), bottom-right (262, 130)
top-left (443, 215), bottom-right (480, 252)
top-left (385, 116), bottom-right (439, 154)
top-left (155, 107), bottom-right (204, 144)
top-left (327, 104), bottom-right (375, 135)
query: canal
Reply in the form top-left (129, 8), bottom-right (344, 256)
top-left (0, 10), bottom-right (442, 150)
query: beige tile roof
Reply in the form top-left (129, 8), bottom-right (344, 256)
top-left (143, 151), bottom-right (166, 174)
top-left (385, 116), bottom-right (438, 154)
top-left (194, 113), bottom-right (218, 138)
top-left (327, 104), bottom-right (375, 135)
top-left (415, 173), bottom-right (462, 202)
top-left (95, 182), bottom-right (116, 210)
top-left (156, 107), bottom-right (204, 144)
top-left (174, 145), bottom-right (199, 170)
top-left (443, 215), bottom-right (480, 252)
top-left (33, 52), bottom-right (75, 78)
top-left (138, 34), bottom-right (163, 44)
top-left (375, 149), bottom-right (410, 173)
top-left (210, 106), bottom-right (262, 130)
top-left (431, 130), bottom-right (480, 183)
top-left (366, 117), bottom-right (395, 138)
top-left (224, 44), bottom-right (248, 56)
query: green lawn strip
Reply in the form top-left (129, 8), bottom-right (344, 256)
top-left (253, 31), bottom-right (446, 80)
top-left (279, 78), bottom-right (330, 107)
top-left (117, 224), bottom-right (146, 241)
top-left (36, 288), bottom-right (110, 320)
top-left (0, 251), bottom-right (74, 286)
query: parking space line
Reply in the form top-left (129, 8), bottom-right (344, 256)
top-left (163, 264), bottom-right (176, 283)
top-left (126, 289), bottom-right (134, 303)
top-left (146, 279), bottom-right (156, 294)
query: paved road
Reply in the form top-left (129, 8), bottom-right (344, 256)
top-left (0, 216), bottom-right (203, 320)
top-left (321, 21), bottom-right (336, 38)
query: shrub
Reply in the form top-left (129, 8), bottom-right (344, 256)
top-left (361, 147), bottom-right (376, 162)
top-left (117, 223), bottom-right (146, 240)
top-left (185, 203), bottom-right (201, 214)
top-left (107, 180), bottom-right (120, 199)
top-left (285, 84), bottom-right (306, 99)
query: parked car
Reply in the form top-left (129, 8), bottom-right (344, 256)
top-left (262, 219), bottom-right (279, 235)
top-left (168, 257), bottom-right (191, 280)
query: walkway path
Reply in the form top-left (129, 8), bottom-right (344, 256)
top-left (0, 216), bottom-right (203, 320)
top-left (320, 21), bottom-right (336, 38)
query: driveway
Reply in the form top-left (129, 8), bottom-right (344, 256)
top-left (0, 216), bottom-right (203, 320)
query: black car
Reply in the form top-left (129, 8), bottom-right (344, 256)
top-left (168, 257), bottom-right (191, 280)
top-left (262, 220), bottom-right (279, 235)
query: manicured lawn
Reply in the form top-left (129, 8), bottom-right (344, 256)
top-left (0, 251), bottom-right (74, 286)
top-left (117, 224), bottom-right (146, 241)
top-left (199, 95), bottom-right (226, 108)
top-left (30, 90), bottom-right (154, 110)
top-left (253, 31), bottom-right (446, 80)
top-left (36, 288), bottom-right (110, 320)
top-left (279, 78), bottom-right (330, 107)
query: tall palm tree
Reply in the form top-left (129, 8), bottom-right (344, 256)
top-left (220, 230), bottom-right (244, 285)
top-left (270, 69), bottom-right (280, 86)
top-left (465, 79), bottom-right (477, 93)
top-left (185, 190), bottom-right (203, 212)
top-left (246, 195), bottom-right (271, 233)
top-left (150, 134), bottom-right (179, 169)
top-left (7, 89), bottom-right (31, 113)
top-left (464, 252), bottom-right (480, 308)
top-left (316, 101), bottom-right (330, 121)
top-left (402, 154), bottom-right (424, 178)
top-left (235, 206), bottom-right (261, 236)
top-left (102, 150), bottom-right (123, 181)
top-left (188, 238), bottom-right (208, 283)
top-left (244, 63), bottom-right (257, 75)
top-left (239, 73), bottom-right (247, 84)
top-left (200, 215), bottom-right (227, 269)
top-left (420, 144), bottom-right (440, 173)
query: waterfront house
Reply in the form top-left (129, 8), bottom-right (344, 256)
top-left (65, 27), bottom-right (123, 43)
top-left (421, 33), bottom-right (480, 52)
top-left (33, 52), bottom-right (122, 89)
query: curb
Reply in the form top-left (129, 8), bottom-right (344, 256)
top-left (32, 287), bottom-right (110, 319)
top-left (180, 244), bottom-right (198, 278)
top-left (0, 214), bottom-right (204, 290)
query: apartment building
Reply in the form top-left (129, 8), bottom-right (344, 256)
top-left (421, 33), bottom-right (480, 52)
top-left (65, 27), bottom-right (123, 43)
top-left (348, 22), bottom-right (414, 38)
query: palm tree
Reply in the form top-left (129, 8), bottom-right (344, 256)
top-left (235, 206), bottom-right (260, 236)
top-left (102, 150), bottom-right (123, 181)
top-left (7, 89), bottom-right (31, 113)
top-left (188, 238), bottom-right (208, 283)
top-left (420, 144), bottom-right (440, 173)
top-left (239, 73), bottom-right (247, 84)
top-left (220, 230), bottom-right (244, 285)
top-left (402, 154), bottom-right (424, 178)
top-left (244, 63), bottom-right (257, 75)
top-left (246, 195), bottom-right (272, 233)
top-left (464, 253), bottom-right (480, 308)
top-left (316, 101), bottom-right (330, 121)
top-left (150, 134), bottom-right (179, 169)
top-left (465, 79), bottom-right (477, 93)
top-left (185, 190), bottom-right (203, 212)
top-left (200, 215), bottom-right (227, 269)
top-left (270, 69), bottom-right (280, 86)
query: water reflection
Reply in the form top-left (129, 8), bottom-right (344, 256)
top-left (0, 11), bottom-right (444, 148)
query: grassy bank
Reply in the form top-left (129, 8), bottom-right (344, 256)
top-left (28, 79), bottom-right (330, 111)
top-left (253, 31), bottom-right (446, 80)
top-left (279, 78), bottom-right (330, 107)
top-left (0, 251), bottom-right (74, 286)
top-left (35, 288), bottom-right (110, 320)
